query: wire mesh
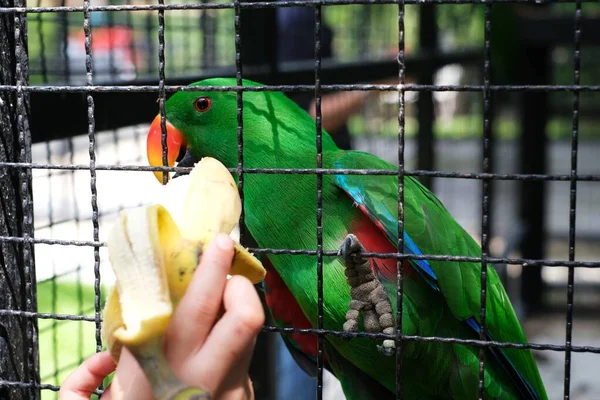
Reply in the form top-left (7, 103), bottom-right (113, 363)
top-left (313, 3), bottom-right (325, 396)
top-left (476, 3), bottom-right (491, 396)
top-left (0, 0), bottom-right (599, 399)
top-left (394, 0), bottom-right (406, 396)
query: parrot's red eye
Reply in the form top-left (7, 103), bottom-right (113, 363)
top-left (194, 97), bottom-right (212, 113)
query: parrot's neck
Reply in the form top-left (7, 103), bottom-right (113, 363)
top-left (230, 140), bottom-right (352, 266)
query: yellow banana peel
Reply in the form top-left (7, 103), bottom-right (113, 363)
top-left (102, 157), bottom-right (266, 400)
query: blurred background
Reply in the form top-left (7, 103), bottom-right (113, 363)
top-left (8, 0), bottom-right (600, 398)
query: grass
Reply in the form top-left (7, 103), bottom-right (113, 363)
top-left (37, 280), bottom-right (110, 400)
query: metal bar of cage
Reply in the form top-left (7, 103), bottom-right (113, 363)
top-left (81, 0), bottom-right (103, 363)
top-left (3, 307), bottom-right (600, 353)
top-left (4, 303), bottom-right (600, 353)
top-left (313, 2), bottom-right (325, 398)
top-left (477, 2), bottom-right (492, 397)
top-left (2, 162), bottom-right (600, 182)
top-left (4, 83), bottom-right (600, 92)
top-left (4, 162), bottom-right (600, 183)
top-left (3, 83), bottom-right (600, 92)
top-left (5, 297), bottom-right (600, 349)
top-left (563, 0), bottom-right (582, 397)
top-left (395, 0), bottom-right (406, 396)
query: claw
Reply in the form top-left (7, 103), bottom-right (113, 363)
top-left (377, 343), bottom-right (396, 357)
top-left (338, 234), bottom-right (363, 263)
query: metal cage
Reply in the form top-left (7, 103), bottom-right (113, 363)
top-left (0, 0), bottom-right (600, 399)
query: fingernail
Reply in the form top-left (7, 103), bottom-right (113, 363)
top-left (215, 233), bottom-right (233, 250)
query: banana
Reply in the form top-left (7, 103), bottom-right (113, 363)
top-left (102, 157), bottom-right (266, 400)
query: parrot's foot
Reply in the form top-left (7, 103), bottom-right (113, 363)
top-left (339, 234), bottom-right (397, 354)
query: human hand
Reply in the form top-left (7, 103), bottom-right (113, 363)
top-left (59, 233), bottom-right (265, 400)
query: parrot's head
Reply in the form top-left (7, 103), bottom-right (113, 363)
top-left (147, 77), bottom-right (336, 184)
top-left (147, 77), bottom-right (249, 183)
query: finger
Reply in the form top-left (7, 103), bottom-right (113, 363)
top-left (166, 233), bottom-right (234, 361)
top-left (182, 275), bottom-right (264, 391)
top-left (59, 351), bottom-right (115, 400)
top-left (109, 348), bottom-right (154, 400)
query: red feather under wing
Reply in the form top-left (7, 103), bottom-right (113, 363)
top-left (263, 256), bottom-right (321, 362)
top-left (351, 206), bottom-right (413, 282)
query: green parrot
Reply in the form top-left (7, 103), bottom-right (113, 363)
top-left (145, 77), bottom-right (547, 400)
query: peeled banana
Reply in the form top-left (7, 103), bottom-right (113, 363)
top-left (102, 157), bottom-right (266, 400)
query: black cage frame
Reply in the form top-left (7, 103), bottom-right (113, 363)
top-left (0, 0), bottom-right (599, 399)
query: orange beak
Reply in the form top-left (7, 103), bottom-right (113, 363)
top-left (147, 114), bottom-right (187, 184)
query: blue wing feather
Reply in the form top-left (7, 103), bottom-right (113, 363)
top-left (340, 177), bottom-right (440, 290)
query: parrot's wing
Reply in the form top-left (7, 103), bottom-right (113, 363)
top-left (332, 150), bottom-right (547, 400)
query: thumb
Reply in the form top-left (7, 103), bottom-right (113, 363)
top-left (59, 351), bottom-right (115, 400)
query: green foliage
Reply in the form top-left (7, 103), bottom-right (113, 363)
top-left (323, 4), bottom-right (419, 60)
top-left (27, 14), bottom-right (59, 85)
top-left (436, 4), bottom-right (483, 48)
